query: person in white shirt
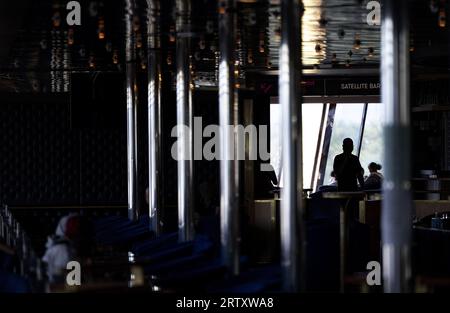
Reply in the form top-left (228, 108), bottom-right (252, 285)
top-left (42, 214), bottom-right (79, 284)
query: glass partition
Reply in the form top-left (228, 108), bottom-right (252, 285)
top-left (359, 103), bottom-right (384, 177)
top-left (323, 103), bottom-right (365, 184)
top-left (270, 102), bottom-right (324, 189)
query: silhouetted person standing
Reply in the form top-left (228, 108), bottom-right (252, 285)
top-left (333, 138), bottom-right (364, 191)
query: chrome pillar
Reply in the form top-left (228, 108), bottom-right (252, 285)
top-left (381, 0), bottom-right (413, 293)
top-left (218, 0), bottom-right (240, 275)
top-left (125, 0), bottom-right (139, 221)
top-left (279, 0), bottom-right (305, 292)
top-left (317, 103), bottom-right (336, 188)
top-left (311, 103), bottom-right (326, 190)
top-left (176, 0), bottom-right (194, 242)
top-left (147, 0), bottom-right (162, 234)
top-left (357, 103), bottom-right (368, 158)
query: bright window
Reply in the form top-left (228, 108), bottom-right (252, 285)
top-left (323, 103), bottom-right (365, 184)
top-left (270, 103), bottom-right (282, 183)
top-left (270, 102), bottom-right (324, 189)
top-left (359, 103), bottom-right (384, 177)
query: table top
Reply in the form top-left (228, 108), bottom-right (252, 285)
top-left (322, 191), bottom-right (366, 199)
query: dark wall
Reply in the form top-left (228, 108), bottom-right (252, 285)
top-left (0, 95), bottom-right (128, 206)
top-left (0, 87), bottom-right (253, 217)
top-left (411, 79), bottom-right (450, 173)
top-left (160, 89), bottom-right (220, 209)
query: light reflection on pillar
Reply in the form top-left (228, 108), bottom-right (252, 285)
top-left (175, 3), bottom-right (195, 241)
top-left (218, 0), bottom-right (240, 276)
top-left (380, 0), bottom-right (412, 293)
top-left (279, 0), bottom-right (304, 292)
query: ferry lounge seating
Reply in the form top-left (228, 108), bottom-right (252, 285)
top-left (2, 196), bottom-right (373, 293)
top-left (0, 270), bottom-right (30, 293)
top-left (90, 211), bottom-right (283, 292)
top-left (89, 214), bottom-right (229, 291)
top-left (0, 216), bottom-right (33, 293)
top-left (139, 194), bottom-right (371, 292)
top-left (1, 198), bottom-right (372, 294)
top-left (0, 248), bottom-right (30, 293)
top-left (2, 205), bottom-right (233, 292)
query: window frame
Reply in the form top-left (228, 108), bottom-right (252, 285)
top-left (269, 96), bottom-right (381, 192)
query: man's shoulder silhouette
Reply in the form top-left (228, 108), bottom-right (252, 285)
top-left (334, 152), bottom-right (355, 161)
top-left (334, 153), bottom-right (360, 170)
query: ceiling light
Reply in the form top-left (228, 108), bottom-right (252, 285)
top-left (247, 51), bottom-right (254, 64)
top-left (353, 34), bottom-right (361, 50)
top-left (98, 17), bottom-right (105, 40)
top-left (89, 55), bottom-right (95, 69)
top-left (169, 26), bottom-right (176, 43)
top-left (52, 11), bottom-right (61, 28)
top-left (315, 43), bottom-right (321, 53)
top-left (332, 53), bottom-right (337, 63)
top-left (112, 50), bottom-right (119, 64)
top-left (68, 29), bottom-right (74, 45)
top-left (136, 33), bottom-right (143, 48)
top-left (133, 16), bottom-right (140, 32)
top-left (439, 8), bottom-right (446, 27)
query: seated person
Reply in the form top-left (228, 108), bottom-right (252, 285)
top-left (328, 171), bottom-right (337, 187)
top-left (42, 214), bottom-right (82, 284)
top-left (317, 171), bottom-right (338, 193)
top-left (364, 162), bottom-right (383, 190)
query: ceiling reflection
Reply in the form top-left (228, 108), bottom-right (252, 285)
top-left (0, 0), bottom-right (447, 93)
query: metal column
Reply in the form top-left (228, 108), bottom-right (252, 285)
top-left (357, 103), bottom-right (368, 158)
top-left (311, 103), bottom-right (326, 190)
top-left (218, 0), bottom-right (240, 276)
top-left (381, 0), bottom-right (413, 293)
top-left (279, 0), bottom-right (305, 292)
top-left (176, 0), bottom-right (194, 242)
top-left (125, 0), bottom-right (139, 221)
top-left (147, 0), bottom-right (162, 235)
top-left (317, 103), bottom-right (336, 188)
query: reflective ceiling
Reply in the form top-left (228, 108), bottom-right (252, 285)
top-left (0, 0), bottom-right (448, 93)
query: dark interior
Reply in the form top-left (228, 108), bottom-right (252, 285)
top-left (0, 0), bottom-right (450, 296)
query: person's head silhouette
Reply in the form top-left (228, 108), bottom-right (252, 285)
top-left (368, 162), bottom-right (382, 173)
top-left (342, 138), bottom-right (354, 154)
